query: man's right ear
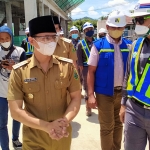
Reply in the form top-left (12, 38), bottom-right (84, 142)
top-left (28, 37), bottom-right (34, 46)
top-left (28, 37), bottom-right (39, 49)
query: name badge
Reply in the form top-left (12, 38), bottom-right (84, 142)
top-left (24, 78), bottom-right (37, 83)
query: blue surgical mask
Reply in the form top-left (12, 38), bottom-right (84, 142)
top-left (85, 30), bottom-right (94, 37)
top-left (72, 34), bottom-right (78, 39)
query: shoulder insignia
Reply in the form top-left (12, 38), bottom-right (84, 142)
top-left (57, 57), bottom-right (73, 63)
top-left (62, 38), bottom-right (72, 43)
top-left (13, 60), bottom-right (29, 69)
top-left (74, 69), bottom-right (79, 80)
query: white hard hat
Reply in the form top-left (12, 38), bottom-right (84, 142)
top-left (106, 10), bottom-right (126, 27)
top-left (60, 28), bottom-right (64, 35)
top-left (83, 22), bottom-right (94, 30)
top-left (70, 26), bottom-right (79, 32)
top-left (98, 28), bottom-right (107, 34)
top-left (60, 30), bottom-right (64, 35)
top-left (25, 27), bottom-right (29, 33)
top-left (131, 0), bottom-right (150, 17)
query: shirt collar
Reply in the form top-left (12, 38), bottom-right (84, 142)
top-left (106, 34), bottom-right (122, 45)
top-left (29, 54), bottom-right (59, 69)
top-left (57, 38), bottom-right (61, 46)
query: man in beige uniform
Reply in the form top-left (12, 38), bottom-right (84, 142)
top-left (53, 16), bottom-right (77, 68)
top-left (7, 15), bottom-right (81, 150)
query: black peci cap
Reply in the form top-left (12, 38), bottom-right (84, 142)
top-left (53, 16), bottom-right (60, 25)
top-left (29, 15), bottom-right (56, 37)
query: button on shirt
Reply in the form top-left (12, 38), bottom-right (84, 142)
top-left (88, 34), bottom-right (124, 87)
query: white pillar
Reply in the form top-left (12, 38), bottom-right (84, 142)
top-left (44, 7), bottom-right (50, 15)
top-left (5, 2), bottom-right (12, 30)
top-left (61, 18), bottom-right (66, 36)
top-left (39, 1), bottom-right (44, 16)
top-left (13, 17), bottom-right (20, 36)
top-left (24, 0), bottom-right (37, 28)
top-left (49, 9), bottom-right (51, 15)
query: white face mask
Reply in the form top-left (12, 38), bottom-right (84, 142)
top-left (35, 40), bottom-right (57, 56)
top-left (1, 41), bottom-right (11, 48)
top-left (135, 24), bottom-right (150, 35)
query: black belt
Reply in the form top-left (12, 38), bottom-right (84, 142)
top-left (114, 86), bottom-right (122, 91)
top-left (131, 98), bottom-right (150, 110)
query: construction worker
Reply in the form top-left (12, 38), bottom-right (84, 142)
top-left (21, 27), bottom-right (34, 58)
top-left (69, 26), bottom-right (82, 84)
top-left (87, 11), bottom-right (131, 150)
top-left (0, 25), bottom-right (26, 150)
top-left (98, 28), bottom-right (107, 38)
top-left (77, 22), bottom-right (96, 116)
top-left (119, 0), bottom-right (150, 149)
top-left (53, 16), bottom-right (78, 69)
top-left (7, 15), bottom-right (81, 150)
top-left (60, 29), bottom-right (64, 38)
top-left (69, 26), bottom-right (80, 50)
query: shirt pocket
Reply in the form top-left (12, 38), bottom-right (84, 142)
top-left (22, 82), bottom-right (40, 104)
top-left (54, 78), bottom-right (70, 99)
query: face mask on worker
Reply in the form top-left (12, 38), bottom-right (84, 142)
top-left (72, 34), bottom-right (78, 39)
top-left (99, 34), bottom-right (106, 38)
top-left (108, 29), bottom-right (123, 39)
top-left (1, 41), bottom-right (11, 49)
top-left (85, 30), bottom-right (94, 37)
top-left (34, 39), bottom-right (57, 56)
top-left (135, 24), bottom-right (150, 36)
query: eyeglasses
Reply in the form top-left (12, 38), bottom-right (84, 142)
top-left (132, 16), bottom-right (150, 25)
top-left (33, 35), bottom-right (57, 43)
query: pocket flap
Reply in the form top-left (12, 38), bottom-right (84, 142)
top-left (55, 78), bottom-right (70, 89)
top-left (23, 83), bottom-right (40, 93)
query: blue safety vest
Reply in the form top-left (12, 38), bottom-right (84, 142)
top-left (80, 38), bottom-right (96, 66)
top-left (94, 37), bottom-right (131, 96)
top-left (127, 37), bottom-right (150, 106)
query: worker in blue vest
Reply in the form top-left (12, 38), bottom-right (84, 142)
top-left (21, 27), bottom-right (34, 58)
top-left (77, 22), bottom-right (96, 116)
top-left (119, 0), bottom-right (150, 149)
top-left (87, 11), bottom-right (131, 150)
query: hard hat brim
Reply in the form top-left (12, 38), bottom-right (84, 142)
top-left (69, 29), bottom-right (79, 33)
top-left (99, 31), bottom-right (107, 34)
top-left (106, 22), bottom-right (126, 27)
top-left (130, 12), bottom-right (150, 17)
top-left (83, 25), bottom-right (94, 31)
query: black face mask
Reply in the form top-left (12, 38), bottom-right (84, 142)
top-left (27, 34), bottom-right (29, 37)
top-left (99, 35), bottom-right (105, 38)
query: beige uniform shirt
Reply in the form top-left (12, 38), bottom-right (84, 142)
top-left (7, 55), bottom-right (80, 150)
top-left (54, 38), bottom-right (77, 61)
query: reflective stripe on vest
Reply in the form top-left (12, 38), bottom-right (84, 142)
top-left (99, 49), bottom-right (129, 53)
top-left (132, 57), bottom-right (150, 106)
top-left (127, 37), bottom-right (145, 97)
top-left (80, 39), bottom-right (90, 66)
top-left (26, 38), bottom-right (34, 55)
top-left (81, 38), bottom-right (96, 66)
top-left (127, 37), bottom-right (150, 106)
